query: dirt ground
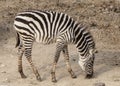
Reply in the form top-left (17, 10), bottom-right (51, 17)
top-left (0, 0), bottom-right (120, 86)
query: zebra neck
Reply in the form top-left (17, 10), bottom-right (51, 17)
top-left (72, 22), bottom-right (89, 56)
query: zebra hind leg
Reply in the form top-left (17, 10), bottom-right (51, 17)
top-left (18, 44), bottom-right (27, 78)
top-left (24, 41), bottom-right (41, 81)
top-left (85, 71), bottom-right (93, 79)
top-left (51, 42), bottom-right (63, 82)
top-left (62, 45), bottom-right (77, 79)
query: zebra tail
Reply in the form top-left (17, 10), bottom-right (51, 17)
top-left (15, 32), bottom-right (20, 48)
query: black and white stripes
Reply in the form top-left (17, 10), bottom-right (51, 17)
top-left (14, 10), bottom-right (96, 82)
top-left (14, 11), bottom-right (74, 44)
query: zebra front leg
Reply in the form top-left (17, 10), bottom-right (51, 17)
top-left (24, 42), bottom-right (41, 81)
top-left (51, 62), bottom-right (57, 82)
top-left (62, 45), bottom-right (77, 79)
top-left (51, 42), bottom-right (62, 82)
top-left (85, 55), bottom-right (95, 79)
top-left (18, 45), bottom-right (27, 78)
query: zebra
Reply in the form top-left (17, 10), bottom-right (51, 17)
top-left (13, 10), bottom-right (97, 82)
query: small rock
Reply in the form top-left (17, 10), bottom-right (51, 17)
top-left (109, 5), bottom-right (114, 9)
top-left (115, 63), bottom-right (119, 66)
top-left (4, 78), bottom-right (10, 83)
top-left (0, 64), bottom-right (6, 68)
top-left (114, 78), bottom-right (120, 82)
top-left (5, 78), bottom-right (8, 81)
top-left (29, 81), bottom-right (38, 85)
top-left (94, 82), bottom-right (105, 86)
top-left (1, 71), bottom-right (6, 73)
top-left (114, 25), bottom-right (119, 29)
top-left (8, 12), bottom-right (14, 16)
top-left (91, 4), bottom-right (95, 8)
top-left (90, 22), bottom-right (97, 27)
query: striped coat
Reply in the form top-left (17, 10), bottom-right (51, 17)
top-left (14, 10), bottom-right (97, 82)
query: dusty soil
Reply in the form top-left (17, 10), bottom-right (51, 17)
top-left (0, 0), bottom-right (120, 86)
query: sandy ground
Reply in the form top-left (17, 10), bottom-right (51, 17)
top-left (0, 38), bottom-right (120, 86)
top-left (0, 0), bottom-right (120, 86)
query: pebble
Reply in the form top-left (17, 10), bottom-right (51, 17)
top-left (0, 64), bottom-right (6, 68)
top-left (1, 71), bottom-right (6, 73)
top-left (91, 4), bottom-right (95, 8)
top-left (109, 5), bottom-right (114, 9)
top-left (114, 25), bottom-right (119, 29)
top-left (90, 22), bottom-right (97, 27)
top-left (4, 78), bottom-right (10, 83)
top-left (94, 82), bottom-right (105, 86)
top-left (114, 78), bottom-right (120, 82)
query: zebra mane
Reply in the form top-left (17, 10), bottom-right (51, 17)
top-left (72, 21), bottom-right (96, 56)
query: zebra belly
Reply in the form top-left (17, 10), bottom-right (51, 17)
top-left (35, 36), bottom-right (57, 44)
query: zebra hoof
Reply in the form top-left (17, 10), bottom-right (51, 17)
top-left (52, 78), bottom-right (57, 83)
top-left (71, 75), bottom-right (77, 79)
top-left (85, 74), bottom-right (93, 79)
top-left (21, 74), bottom-right (27, 78)
top-left (36, 76), bottom-right (42, 82)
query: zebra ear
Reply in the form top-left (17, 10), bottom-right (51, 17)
top-left (89, 49), bottom-right (98, 55)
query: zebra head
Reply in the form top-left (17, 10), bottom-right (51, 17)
top-left (78, 48), bottom-right (97, 78)
top-left (72, 22), bottom-right (97, 78)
